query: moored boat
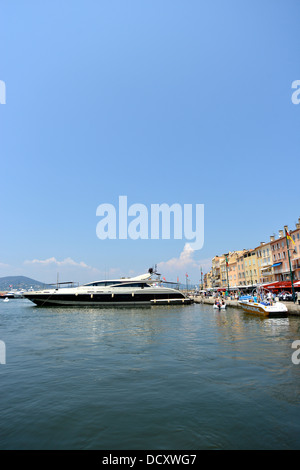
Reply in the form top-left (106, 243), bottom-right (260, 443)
top-left (23, 269), bottom-right (192, 307)
top-left (213, 302), bottom-right (226, 310)
top-left (0, 292), bottom-right (15, 299)
top-left (238, 290), bottom-right (288, 317)
top-left (0, 290), bottom-right (24, 299)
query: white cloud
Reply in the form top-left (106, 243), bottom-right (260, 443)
top-left (24, 257), bottom-right (99, 272)
top-left (0, 262), bottom-right (10, 268)
top-left (158, 243), bottom-right (212, 278)
top-left (158, 244), bottom-right (198, 271)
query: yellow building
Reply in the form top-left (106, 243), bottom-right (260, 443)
top-left (208, 250), bottom-right (257, 290)
top-left (237, 252), bottom-right (245, 286)
top-left (204, 271), bottom-right (213, 289)
top-left (254, 241), bottom-right (274, 284)
top-left (243, 249), bottom-right (259, 287)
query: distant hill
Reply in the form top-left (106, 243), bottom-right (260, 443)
top-left (0, 276), bottom-right (50, 291)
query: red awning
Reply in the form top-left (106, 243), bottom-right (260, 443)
top-left (261, 281), bottom-right (292, 290)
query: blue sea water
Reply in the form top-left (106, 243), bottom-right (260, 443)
top-left (0, 299), bottom-right (300, 450)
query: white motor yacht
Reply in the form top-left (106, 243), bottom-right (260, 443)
top-left (23, 270), bottom-right (192, 307)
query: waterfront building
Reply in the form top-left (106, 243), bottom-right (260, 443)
top-left (227, 251), bottom-right (244, 288)
top-left (204, 217), bottom-right (300, 293)
top-left (270, 228), bottom-right (294, 282)
top-left (211, 255), bottom-right (224, 289)
top-left (237, 251), bottom-right (246, 286)
top-left (220, 256), bottom-right (228, 289)
top-left (203, 273), bottom-right (207, 289)
top-left (290, 220), bottom-right (300, 281)
top-left (269, 222), bottom-right (300, 283)
top-left (204, 269), bottom-right (214, 290)
top-left (212, 251), bottom-right (246, 290)
top-left (243, 249), bottom-right (258, 287)
top-left (255, 241), bottom-right (274, 283)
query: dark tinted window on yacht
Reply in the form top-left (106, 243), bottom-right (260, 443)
top-left (84, 281), bottom-right (121, 287)
top-left (116, 283), bottom-right (151, 288)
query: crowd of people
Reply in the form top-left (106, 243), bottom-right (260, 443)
top-left (199, 289), bottom-right (300, 305)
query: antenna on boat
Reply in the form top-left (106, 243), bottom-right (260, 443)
top-left (148, 265), bottom-right (161, 276)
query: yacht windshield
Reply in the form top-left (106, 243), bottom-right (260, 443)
top-left (83, 281), bottom-right (121, 287)
top-left (83, 281), bottom-right (152, 288)
top-left (114, 283), bottom-right (151, 288)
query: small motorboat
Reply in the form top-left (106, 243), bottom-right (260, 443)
top-left (238, 298), bottom-right (287, 316)
top-left (213, 302), bottom-right (226, 310)
top-left (238, 288), bottom-right (288, 317)
top-left (3, 297), bottom-right (9, 303)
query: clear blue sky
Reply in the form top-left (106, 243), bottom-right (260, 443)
top-left (1, 0), bottom-right (300, 284)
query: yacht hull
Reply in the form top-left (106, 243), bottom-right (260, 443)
top-left (23, 292), bottom-right (192, 307)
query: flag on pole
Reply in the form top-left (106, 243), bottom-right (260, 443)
top-left (186, 273), bottom-right (188, 278)
top-left (162, 277), bottom-right (166, 281)
top-left (285, 229), bottom-right (295, 245)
